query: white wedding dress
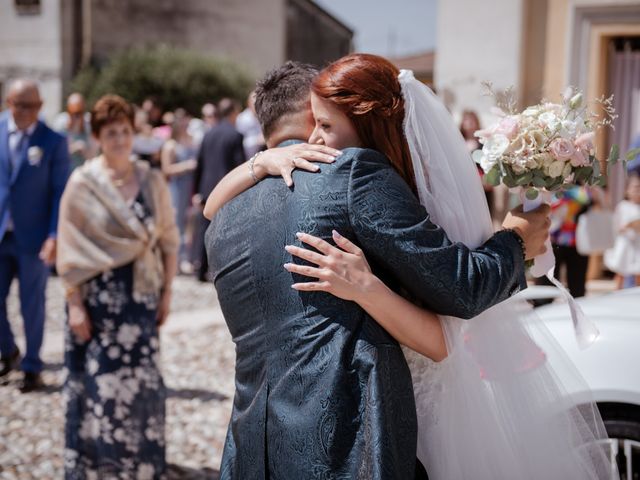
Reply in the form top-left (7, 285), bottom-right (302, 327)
top-left (398, 70), bottom-right (617, 480)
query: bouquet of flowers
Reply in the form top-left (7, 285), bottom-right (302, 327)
top-left (474, 87), bottom-right (640, 348)
top-left (472, 87), bottom-right (631, 277)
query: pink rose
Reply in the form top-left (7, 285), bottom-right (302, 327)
top-left (495, 117), bottom-right (519, 140)
top-left (474, 127), bottom-right (494, 141)
top-left (570, 150), bottom-right (589, 167)
top-left (549, 138), bottom-right (575, 161)
top-left (574, 132), bottom-right (595, 153)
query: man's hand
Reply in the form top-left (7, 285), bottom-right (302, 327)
top-left (39, 237), bottom-right (57, 266)
top-left (502, 204), bottom-right (551, 260)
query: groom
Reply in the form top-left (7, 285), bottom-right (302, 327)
top-left (207, 62), bottom-right (550, 479)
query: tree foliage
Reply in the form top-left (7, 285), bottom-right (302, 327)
top-left (71, 46), bottom-right (254, 114)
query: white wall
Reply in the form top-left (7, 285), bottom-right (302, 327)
top-left (0, 1), bottom-right (63, 121)
top-left (435, 0), bottom-right (525, 124)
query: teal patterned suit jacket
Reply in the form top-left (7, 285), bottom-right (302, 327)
top-left (207, 145), bottom-right (526, 479)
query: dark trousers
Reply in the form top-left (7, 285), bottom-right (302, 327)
top-left (535, 244), bottom-right (589, 299)
top-left (192, 214), bottom-right (211, 282)
top-left (0, 232), bottom-right (48, 372)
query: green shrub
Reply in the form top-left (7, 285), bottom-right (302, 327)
top-left (70, 46), bottom-right (255, 114)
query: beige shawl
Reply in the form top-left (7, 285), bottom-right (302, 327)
top-left (56, 158), bottom-right (179, 301)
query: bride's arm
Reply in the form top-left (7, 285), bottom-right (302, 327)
top-left (203, 144), bottom-right (342, 219)
top-left (284, 231), bottom-right (447, 362)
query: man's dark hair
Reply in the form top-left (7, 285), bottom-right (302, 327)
top-left (217, 98), bottom-right (240, 119)
top-left (254, 61), bottom-right (318, 140)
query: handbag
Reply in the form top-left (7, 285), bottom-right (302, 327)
top-left (575, 209), bottom-right (615, 255)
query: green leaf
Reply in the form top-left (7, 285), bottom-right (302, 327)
top-left (574, 166), bottom-right (593, 183)
top-left (626, 148), bottom-right (640, 161)
top-left (596, 176), bottom-right (607, 187)
top-left (515, 172), bottom-right (533, 186)
top-left (609, 144), bottom-right (620, 164)
top-left (503, 166), bottom-right (518, 188)
top-left (484, 165), bottom-right (501, 186)
top-left (531, 169), bottom-right (547, 188)
top-left (525, 188), bottom-right (539, 200)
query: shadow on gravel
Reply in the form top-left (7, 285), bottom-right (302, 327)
top-left (44, 361), bottom-right (64, 371)
top-left (168, 464), bottom-right (220, 479)
top-left (166, 387), bottom-right (229, 402)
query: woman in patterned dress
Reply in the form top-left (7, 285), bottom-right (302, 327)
top-left (57, 95), bottom-right (179, 479)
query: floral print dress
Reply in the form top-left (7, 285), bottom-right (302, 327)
top-left (64, 192), bottom-right (166, 480)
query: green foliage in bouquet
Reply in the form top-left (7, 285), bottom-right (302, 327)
top-left (70, 46), bottom-right (254, 114)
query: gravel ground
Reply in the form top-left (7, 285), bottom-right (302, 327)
top-left (0, 275), bottom-right (235, 479)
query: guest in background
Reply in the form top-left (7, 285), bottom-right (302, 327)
top-left (460, 109), bottom-right (495, 219)
top-left (604, 172), bottom-right (640, 288)
top-left (236, 90), bottom-right (265, 159)
top-left (142, 96), bottom-right (163, 128)
top-left (535, 186), bottom-right (593, 303)
top-left (57, 95), bottom-right (178, 478)
top-left (0, 79), bottom-right (70, 392)
top-left (53, 93), bottom-right (97, 170)
top-left (161, 108), bottom-right (198, 274)
top-left (192, 98), bottom-right (244, 281)
top-left (133, 109), bottom-right (164, 168)
top-left (188, 103), bottom-right (217, 147)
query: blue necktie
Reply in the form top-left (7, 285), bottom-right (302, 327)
top-left (9, 132), bottom-right (28, 176)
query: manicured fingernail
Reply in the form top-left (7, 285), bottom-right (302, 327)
top-left (283, 263), bottom-right (292, 270)
top-left (335, 150), bottom-right (343, 155)
top-left (332, 230), bottom-right (342, 239)
top-left (285, 245), bottom-right (294, 252)
top-left (296, 232), bottom-right (304, 239)
top-left (313, 165), bottom-right (320, 171)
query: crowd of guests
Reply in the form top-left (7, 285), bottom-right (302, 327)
top-left (0, 79), bottom-right (264, 477)
top-left (0, 76), bottom-right (638, 477)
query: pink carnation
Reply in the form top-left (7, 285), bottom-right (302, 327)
top-left (549, 138), bottom-right (575, 161)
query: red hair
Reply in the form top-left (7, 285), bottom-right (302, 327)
top-left (312, 53), bottom-right (417, 195)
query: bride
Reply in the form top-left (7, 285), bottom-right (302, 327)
top-left (204, 53), bottom-right (616, 479)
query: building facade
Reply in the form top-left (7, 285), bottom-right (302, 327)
top-left (437, 0), bottom-right (639, 204)
top-left (436, 0), bottom-right (639, 151)
top-left (0, 0), bottom-right (352, 120)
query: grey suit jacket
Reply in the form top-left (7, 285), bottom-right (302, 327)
top-left (207, 145), bottom-right (525, 480)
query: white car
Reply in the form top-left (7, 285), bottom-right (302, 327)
top-left (532, 287), bottom-right (640, 478)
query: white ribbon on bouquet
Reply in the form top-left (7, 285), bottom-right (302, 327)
top-left (522, 190), bottom-right (600, 349)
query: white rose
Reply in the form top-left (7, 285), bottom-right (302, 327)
top-left (533, 152), bottom-right (554, 168)
top-left (523, 106), bottom-right (540, 117)
top-left (562, 162), bottom-right (573, 179)
top-left (559, 120), bottom-right (577, 139)
top-left (472, 150), bottom-right (496, 173)
top-left (547, 160), bottom-right (566, 178)
top-left (483, 134), bottom-right (510, 160)
top-left (539, 112), bottom-right (560, 131)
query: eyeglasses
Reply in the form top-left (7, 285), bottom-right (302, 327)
top-left (9, 100), bottom-right (42, 111)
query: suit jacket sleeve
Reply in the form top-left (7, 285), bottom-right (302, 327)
top-left (232, 132), bottom-right (246, 166)
top-left (48, 134), bottom-right (71, 238)
top-left (347, 149), bottom-right (527, 319)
